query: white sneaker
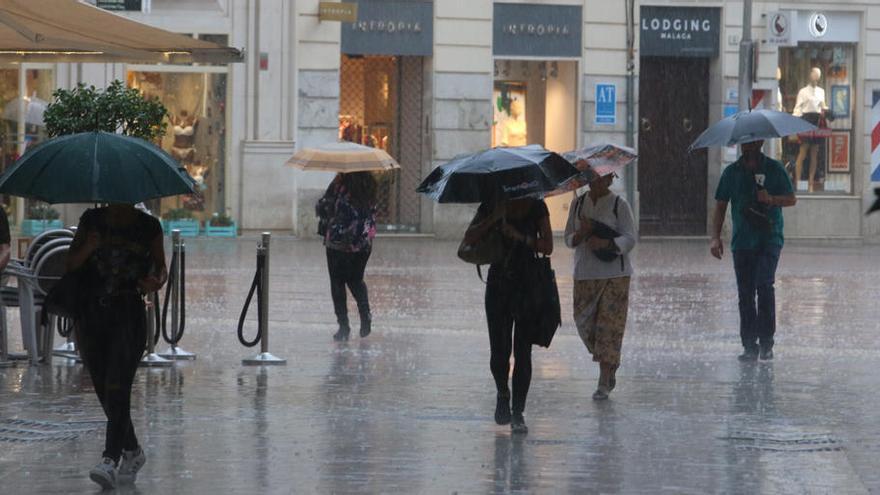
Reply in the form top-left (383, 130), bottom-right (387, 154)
top-left (118, 447), bottom-right (146, 484)
top-left (89, 457), bottom-right (117, 490)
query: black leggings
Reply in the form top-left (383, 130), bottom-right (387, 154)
top-left (326, 247), bottom-right (372, 326)
top-left (485, 266), bottom-right (532, 414)
top-left (76, 295), bottom-right (146, 463)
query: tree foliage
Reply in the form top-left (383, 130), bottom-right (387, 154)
top-left (43, 80), bottom-right (168, 141)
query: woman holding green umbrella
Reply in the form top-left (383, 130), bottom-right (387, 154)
top-left (0, 130), bottom-right (195, 489)
top-left (68, 202), bottom-right (166, 489)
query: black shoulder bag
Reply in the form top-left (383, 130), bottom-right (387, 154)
top-left (519, 253), bottom-right (562, 348)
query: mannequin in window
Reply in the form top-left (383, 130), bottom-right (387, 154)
top-left (171, 110), bottom-right (198, 163)
top-left (792, 67), bottom-right (828, 192)
top-left (500, 99), bottom-right (527, 147)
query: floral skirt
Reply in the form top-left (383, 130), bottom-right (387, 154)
top-left (573, 277), bottom-right (631, 367)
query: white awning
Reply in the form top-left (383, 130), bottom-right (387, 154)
top-left (0, 0), bottom-right (243, 63)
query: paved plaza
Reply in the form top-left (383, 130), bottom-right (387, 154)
top-left (1, 237), bottom-right (880, 494)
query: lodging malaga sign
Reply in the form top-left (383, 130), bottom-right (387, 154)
top-left (640, 6), bottom-right (720, 58)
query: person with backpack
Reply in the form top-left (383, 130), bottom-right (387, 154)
top-left (463, 196), bottom-right (553, 434)
top-left (316, 172), bottom-right (378, 341)
top-left (564, 167), bottom-right (636, 400)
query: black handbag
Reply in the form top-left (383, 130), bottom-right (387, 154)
top-left (518, 255), bottom-right (561, 348)
top-left (577, 195), bottom-right (625, 268)
top-left (44, 269), bottom-right (84, 320)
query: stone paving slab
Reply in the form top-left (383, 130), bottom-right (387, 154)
top-left (0, 238), bottom-right (878, 494)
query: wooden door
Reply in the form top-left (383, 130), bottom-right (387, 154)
top-left (638, 57), bottom-right (709, 235)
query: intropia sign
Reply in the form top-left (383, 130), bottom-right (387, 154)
top-left (640, 6), bottom-right (720, 58)
top-left (493, 3), bottom-right (583, 58)
top-left (340, 0), bottom-right (433, 56)
top-left (350, 20), bottom-right (423, 34)
top-left (500, 22), bottom-right (572, 37)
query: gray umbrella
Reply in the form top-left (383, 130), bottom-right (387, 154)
top-left (688, 109), bottom-right (817, 151)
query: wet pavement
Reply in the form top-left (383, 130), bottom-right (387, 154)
top-left (2, 237), bottom-right (880, 494)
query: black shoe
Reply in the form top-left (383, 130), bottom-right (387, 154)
top-left (511, 412), bottom-right (528, 434)
top-left (759, 347), bottom-right (774, 361)
top-left (738, 348), bottom-right (759, 362)
top-left (333, 326), bottom-right (350, 342)
top-left (359, 314), bottom-right (372, 338)
top-left (494, 395), bottom-right (511, 425)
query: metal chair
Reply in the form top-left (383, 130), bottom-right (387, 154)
top-left (0, 241), bottom-right (70, 365)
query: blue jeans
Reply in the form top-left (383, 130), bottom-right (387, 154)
top-left (733, 245), bottom-right (782, 352)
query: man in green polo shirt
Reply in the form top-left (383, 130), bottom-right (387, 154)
top-left (710, 140), bottom-right (796, 362)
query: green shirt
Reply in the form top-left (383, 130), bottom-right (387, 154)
top-left (714, 155), bottom-right (793, 251)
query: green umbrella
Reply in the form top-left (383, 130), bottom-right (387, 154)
top-left (0, 131), bottom-right (195, 204)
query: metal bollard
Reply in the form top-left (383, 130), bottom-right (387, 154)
top-left (141, 292), bottom-right (172, 367)
top-left (243, 232), bottom-right (286, 366)
top-left (160, 230), bottom-right (195, 360)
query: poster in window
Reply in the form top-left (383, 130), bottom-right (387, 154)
top-left (828, 132), bottom-right (850, 172)
top-left (831, 85), bottom-right (850, 119)
top-left (492, 82), bottom-right (527, 148)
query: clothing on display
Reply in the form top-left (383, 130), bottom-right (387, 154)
top-left (171, 111), bottom-right (198, 162)
top-left (792, 85), bottom-right (828, 117)
top-left (779, 44), bottom-right (855, 194)
top-left (501, 99), bottom-right (527, 147)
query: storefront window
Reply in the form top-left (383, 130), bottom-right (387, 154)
top-left (128, 70), bottom-right (228, 220)
top-left (779, 43), bottom-right (855, 195)
top-left (0, 67), bottom-right (54, 221)
top-left (338, 54), bottom-right (424, 232)
top-left (493, 59), bottom-right (578, 229)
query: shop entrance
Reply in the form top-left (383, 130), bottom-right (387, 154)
top-left (492, 59), bottom-right (578, 230)
top-left (638, 57), bottom-right (709, 236)
top-left (338, 55), bottom-right (425, 233)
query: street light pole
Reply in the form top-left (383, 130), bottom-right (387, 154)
top-left (738, 0), bottom-right (754, 113)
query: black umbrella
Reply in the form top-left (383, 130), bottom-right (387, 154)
top-left (416, 145), bottom-right (578, 203)
top-left (867, 188), bottom-right (880, 215)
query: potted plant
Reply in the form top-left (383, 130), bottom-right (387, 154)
top-left (161, 208), bottom-right (200, 237)
top-left (205, 212), bottom-right (237, 237)
top-left (21, 204), bottom-right (63, 236)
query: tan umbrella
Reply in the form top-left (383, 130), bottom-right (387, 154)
top-left (286, 142), bottom-right (400, 173)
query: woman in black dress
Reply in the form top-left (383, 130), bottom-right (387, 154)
top-left (464, 197), bottom-right (553, 434)
top-left (67, 204), bottom-right (166, 489)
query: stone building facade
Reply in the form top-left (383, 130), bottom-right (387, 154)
top-left (27, 1), bottom-right (880, 240)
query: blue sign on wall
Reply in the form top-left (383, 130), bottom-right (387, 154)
top-left (595, 84), bottom-right (617, 125)
top-left (723, 104), bottom-right (738, 118)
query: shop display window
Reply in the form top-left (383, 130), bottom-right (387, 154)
top-left (0, 67), bottom-right (54, 221)
top-left (779, 43), bottom-right (855, 195)
top-left (492, 59), bottom-right (578, 229)
top-left (128, 70), bottom-right (227, 220)
top-left (338, 54), bottom-right (425, 231)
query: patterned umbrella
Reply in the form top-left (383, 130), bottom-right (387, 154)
top-left (548, 144), bottom-right (638, 196)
